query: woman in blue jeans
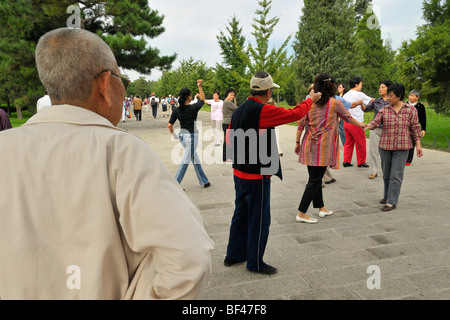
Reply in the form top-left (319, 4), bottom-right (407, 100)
top-left (168, 80), bottom-right (210, 188)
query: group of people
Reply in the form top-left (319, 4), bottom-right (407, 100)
top-left (0, 27), bottom-right (428, 299)
top-left (167, 70), bottom-right (425, 275)
top-left (121, 94), bottom-right (178, 122)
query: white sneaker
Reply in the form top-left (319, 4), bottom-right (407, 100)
top-left (296, 215), bottom-right (318, 224)
top-left (319, 210), bottom-right (334, 218)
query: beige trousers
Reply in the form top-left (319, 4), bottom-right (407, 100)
top-left (368, 127), bottom-right (382, 174)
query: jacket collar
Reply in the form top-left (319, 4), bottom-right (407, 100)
top-left (25, 105), bottom-right (125, 132)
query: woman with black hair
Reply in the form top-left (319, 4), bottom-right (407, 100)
top-left (295, 73), bottom-right (366, 223)
top-left (363, 80), bottom-right (393, 179)
top-left (168, 80), bottom-right (211, 188)
top-left (365, 83), bottom-right (423, 211)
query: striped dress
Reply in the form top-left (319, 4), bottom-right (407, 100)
top-left (298, 98), bottom-right (353, 168)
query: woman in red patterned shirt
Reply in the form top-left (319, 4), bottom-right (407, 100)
top-left (365, 83), bottom-right (423, 211)
top-left (295, 74), bottom-right (366, 223)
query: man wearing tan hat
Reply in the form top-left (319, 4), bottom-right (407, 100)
top-left (224, 71), bottom-right (322, 275)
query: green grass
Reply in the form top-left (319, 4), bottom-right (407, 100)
top-left (7, 110), bottom-right (33, 128)
top-left (364, 104), bottom-right (450, 151)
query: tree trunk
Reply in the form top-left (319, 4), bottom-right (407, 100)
top-left (16, 106), bottom-right (23, 120)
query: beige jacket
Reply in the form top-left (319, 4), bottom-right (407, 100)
top-left (0, 105), bottom-right (214, 300)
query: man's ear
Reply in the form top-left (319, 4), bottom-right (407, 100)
top-left (96, 71), bottom-right (112, 106)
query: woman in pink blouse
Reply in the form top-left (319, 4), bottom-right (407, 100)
top-left (295, 74), bottom-right (366, 223)
top-left (205, 91), bottom-right (224, 146)
top-left (365, 83), bottom-right (423, 211)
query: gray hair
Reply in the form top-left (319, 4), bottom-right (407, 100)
top-left (35, 28), bottom-right (117, 105)
top-left (410, 89), bottom-right (421, 98)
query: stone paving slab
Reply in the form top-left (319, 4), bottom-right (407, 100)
top-left (118, 109), bottom-right (450, 300)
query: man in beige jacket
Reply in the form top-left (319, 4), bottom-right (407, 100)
top-left (0, 28), bottom-right (214, 300)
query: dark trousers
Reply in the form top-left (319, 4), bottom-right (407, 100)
top-left (406, 135), bottom-right (416, 164)
top-left (222, 123), bottom-right (232, 162)
top-left (134, 109), bottom-right (142, 121)
top-left (151, 105), bottom-right (158, 118)
top-left (298, 166), bottom-right (327, 213)
top-left (226, 176), bottom-right (271, 271)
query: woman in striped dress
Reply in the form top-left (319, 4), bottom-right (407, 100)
top-left (294, 74), bottom-right (366, 223)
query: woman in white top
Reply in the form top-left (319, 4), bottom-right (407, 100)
top-left (205, 90), bottom-right (224, 146)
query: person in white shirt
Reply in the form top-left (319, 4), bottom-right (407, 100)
top-left (205, 91), bottom-right (224, 146)
top-left (36, 91), bottom-right (52, 112)
top-left (342, 77), bottom-right (374, 168)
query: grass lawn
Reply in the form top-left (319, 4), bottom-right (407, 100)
top-left (6, 110), bottom-right (33, 128)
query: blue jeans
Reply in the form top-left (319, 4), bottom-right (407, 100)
top-left (175, 133), bottom-right (209, 186)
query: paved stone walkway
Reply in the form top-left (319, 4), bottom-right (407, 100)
top-left (118, 108), bottom-right (450, 300)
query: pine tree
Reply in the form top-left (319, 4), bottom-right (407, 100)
top-left (354, 0), bottom-right (373, 22)
top-left (215, 15), bottom-right (248, 104)
top-left (353, 7), bottom-right (391, 97)
top-left (217, 15), bottom-right (247, 75)
top-left (396, 0), bottom-right (450, 113)
top-left (293, 0), bottom-right (357, 99)
top-left (0, 0), bottom-right (176, 117)
top-left (222, 0), bottom-right (293, 101)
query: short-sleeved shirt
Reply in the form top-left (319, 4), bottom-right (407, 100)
top-left (169, 100), bottom-right (205, 134)
top-left (343, 90), bottom-right (373, 122)
top-left (206, 99), bottom-right (223, 121)
top-left (133, 98), bottom-right (143, 110)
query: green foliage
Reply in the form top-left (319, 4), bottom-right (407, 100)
top-left (395, 0), bottom-right (450, 113)
top-left (293, 0), bottom-right (358, 99)
top-left (126, 77), bottom-right (153, 98)
top-left (215, 0), bottom-right (293, 104)
top-left (0, 0), bottom-right (175, 116)
top-left (353, 8), bottom-right (392, 97)
top-left (153, 58), bottom-right (215, 98)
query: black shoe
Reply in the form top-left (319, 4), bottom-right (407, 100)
top-left (343, 162), bottom-right (353, 167)
top-left (249, 265), bottom-right (277, 275)
top-left (381, 204), bottom-right (396, 212)
top-left (224, 258), bottom-right (242, 267)
top-left (325, 178), bottom-right (336, 184)
top-left (379, 199), bottom-right (386, 204)
top-left (358, 163), bottom-right (369, 168)
top-left (203, 182), bottom-right (211, 188)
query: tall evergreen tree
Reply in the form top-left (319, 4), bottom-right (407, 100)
top-left (395, 0), bottom-right (450, 113)
top-left (353, 8), bottom-right (391, 97)
top-left (223, 0), bottom-right (293, 101)
top-left (354, 0), bottom-right (373, 22)
top-left (215, 15), bottom-right (248, 104)
top-left (0, 0), bottom-right (176, 116)
top-left (216, 15), bottom-right (247, 75)
top-left (293, 0), bottom-right (357, 99)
